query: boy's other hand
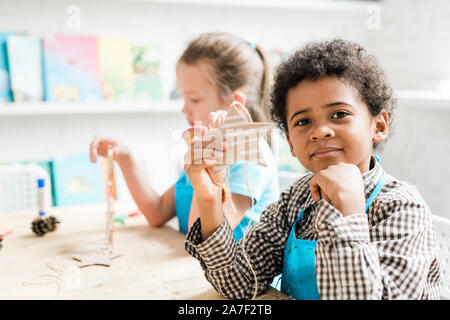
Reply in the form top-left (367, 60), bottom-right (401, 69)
top-left (309, 162), bottom-right (365, 216)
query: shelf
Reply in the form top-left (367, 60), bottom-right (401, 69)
top-left (0, 100), bottom-right (183, 117)
top-left (396, 90), bottom-right (450, 110)
top-left (397, 90), bottom-right (450, 102)
top-left (120, 0), bottom-right (379, 11)
top-left (1, 90), bottom-right (448, 117)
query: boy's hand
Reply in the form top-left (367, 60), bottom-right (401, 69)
top-left (182, 111), bottom-right (228, 201)
top-left (309, 162), bottom-right (365, 216)
top-left (89, 135), bottom-right (130, 164)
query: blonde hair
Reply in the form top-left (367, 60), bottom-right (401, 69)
top-left (178, 32), bottom-right (271, 123)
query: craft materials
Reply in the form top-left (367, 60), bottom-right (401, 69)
top-left (0, 229), bottom-right (13, 251)
top-left (72, 252), bottom-right (122, 268)
top-left (204, 101), bottom-right (273, 172)
top-left (114, 211), bottom-right (140, 225)
top-left (72, 148), bottom-right (121, 267)
top-left (31, 178), bottom-right (60, 236)
top-left (105, 148), bottom-right (115, 254)
top-left (22, 262), bottom-right (81, 295)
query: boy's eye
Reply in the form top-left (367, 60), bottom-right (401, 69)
top-left (331, 111), bottom-right (349, 119)
top-left (294, 118), bottom-right (311, 127)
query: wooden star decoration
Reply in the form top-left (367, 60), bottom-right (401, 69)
top-left (204, 102), bottom-right (273, 171)
top-left (72, 251), bottom-right (122, 268)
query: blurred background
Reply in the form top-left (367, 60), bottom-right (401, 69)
top-left (0, 0), bottom-right (449, 218)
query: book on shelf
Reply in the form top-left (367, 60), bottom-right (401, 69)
top-left (98, 37), bottom-right (134, 101)
top-left (0, 33), bottom-right (12, 102)
top-left (131, 44), bottom-right (162, 101)
top-left (42, 34), bottom-right (104, 102)
top-left (6, 35), bottom-right (43, 102)
top-left (51, 153), bottom-right (104, 206)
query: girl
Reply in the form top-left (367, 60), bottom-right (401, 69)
top-left (89, 32), bottom-right (280, 241)
top-left (183, 39), bottom-right (441, 299)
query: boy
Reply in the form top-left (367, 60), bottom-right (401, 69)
top-left (183, 39), bottom-right (441, 300)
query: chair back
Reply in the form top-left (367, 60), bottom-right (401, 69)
top-left (433, 215), bottom-right (450, 299)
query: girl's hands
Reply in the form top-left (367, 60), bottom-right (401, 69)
top-left (309, 162), bottom-right (366, 216)
top-left (89, 135), bottom-right (130, 164)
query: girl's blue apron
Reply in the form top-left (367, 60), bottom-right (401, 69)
top-left (276, 164), bottom-right (386, 300)
top-left (174, 172), bottom-right (251, 241)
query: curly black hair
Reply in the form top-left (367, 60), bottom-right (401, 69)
top-left (270, 39), bottom-right (396, 149)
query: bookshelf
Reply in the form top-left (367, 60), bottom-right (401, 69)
top-left (1, 91), bottom-right (449, 118)
top-left (0, 100), bottom-right (183, 117)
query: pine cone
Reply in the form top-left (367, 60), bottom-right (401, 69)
top-left (46, 216), bottom-right (60, 232)
top-left (31, 217), bottom-right (49, 236)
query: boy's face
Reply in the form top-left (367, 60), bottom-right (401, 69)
top-left (285, 76), bottom-right (387, 174)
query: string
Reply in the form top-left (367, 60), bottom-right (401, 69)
top-left (242, 161), bottom-right (258, 300)
top-left (218, 102), bottom-right (258, 299)
top-left (231, 101), bottom-right (252, 122)
top-left (22, 262), bottom-right (66, 295)
top-left (224, 165), bottom-right (238, 216)
top-left (22, 275), bottom-right (62, 294)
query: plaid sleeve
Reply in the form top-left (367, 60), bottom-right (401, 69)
top-left (313, 181), bottom-right (441, 300)
top-left (185, 216), bottom-right (237, 270)
top-left (184, 185), bottom-right (296, 299)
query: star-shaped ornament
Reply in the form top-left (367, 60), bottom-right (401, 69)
top-left (72, 251), bottom-right (122, 268)
top-left (204, 102), bottom-right (273, 171)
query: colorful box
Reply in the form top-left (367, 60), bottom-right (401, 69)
top-left (131, 44), bottom-right (162, 101)
top-left (51, 153), bottom-right (104, 206)
top-left (42, 34), bottom-right (103, 102)
top-left (98, 37), bottom-right (134, 100)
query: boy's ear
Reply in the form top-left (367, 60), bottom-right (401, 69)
top-left (372, 110), bottom-right (389, 144)
top-left (285, 131), bottom-right (297, 158)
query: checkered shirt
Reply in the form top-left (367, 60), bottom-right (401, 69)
top-left (185, 159), bottom-right (441, 299)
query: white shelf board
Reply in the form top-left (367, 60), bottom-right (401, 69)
top-left (2, 90), bottom-right (448, 117)
top-left (120, 0), bottom-right (378, 11)
top-left (0, 100), bottom-right (183, 117)
top-left (397, 90), bottom-right (450, 102)
top-left (396, 90), bottom-right (450, 110)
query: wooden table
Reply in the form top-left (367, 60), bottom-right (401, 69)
top-left (0, 203), bottom-right (290, 300)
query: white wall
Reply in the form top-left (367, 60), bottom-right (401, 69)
top-left (1, 0), bottom-right (449, 218)
top-left (367, 0), bottom-right (450, 91)
top-left (366, 0), bottom-right (450, 218)
top-left (379, 95), bottom-right (450, 218)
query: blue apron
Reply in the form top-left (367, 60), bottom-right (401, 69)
top-left (279, 166), bottom-right (386, 300)
top-left (174, 172), bottom-right (193, 235)
top-left (174, 171), bottom-right (252, 240)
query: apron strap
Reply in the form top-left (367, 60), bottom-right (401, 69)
top-left (365, 171), bottom-right (386, 213)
